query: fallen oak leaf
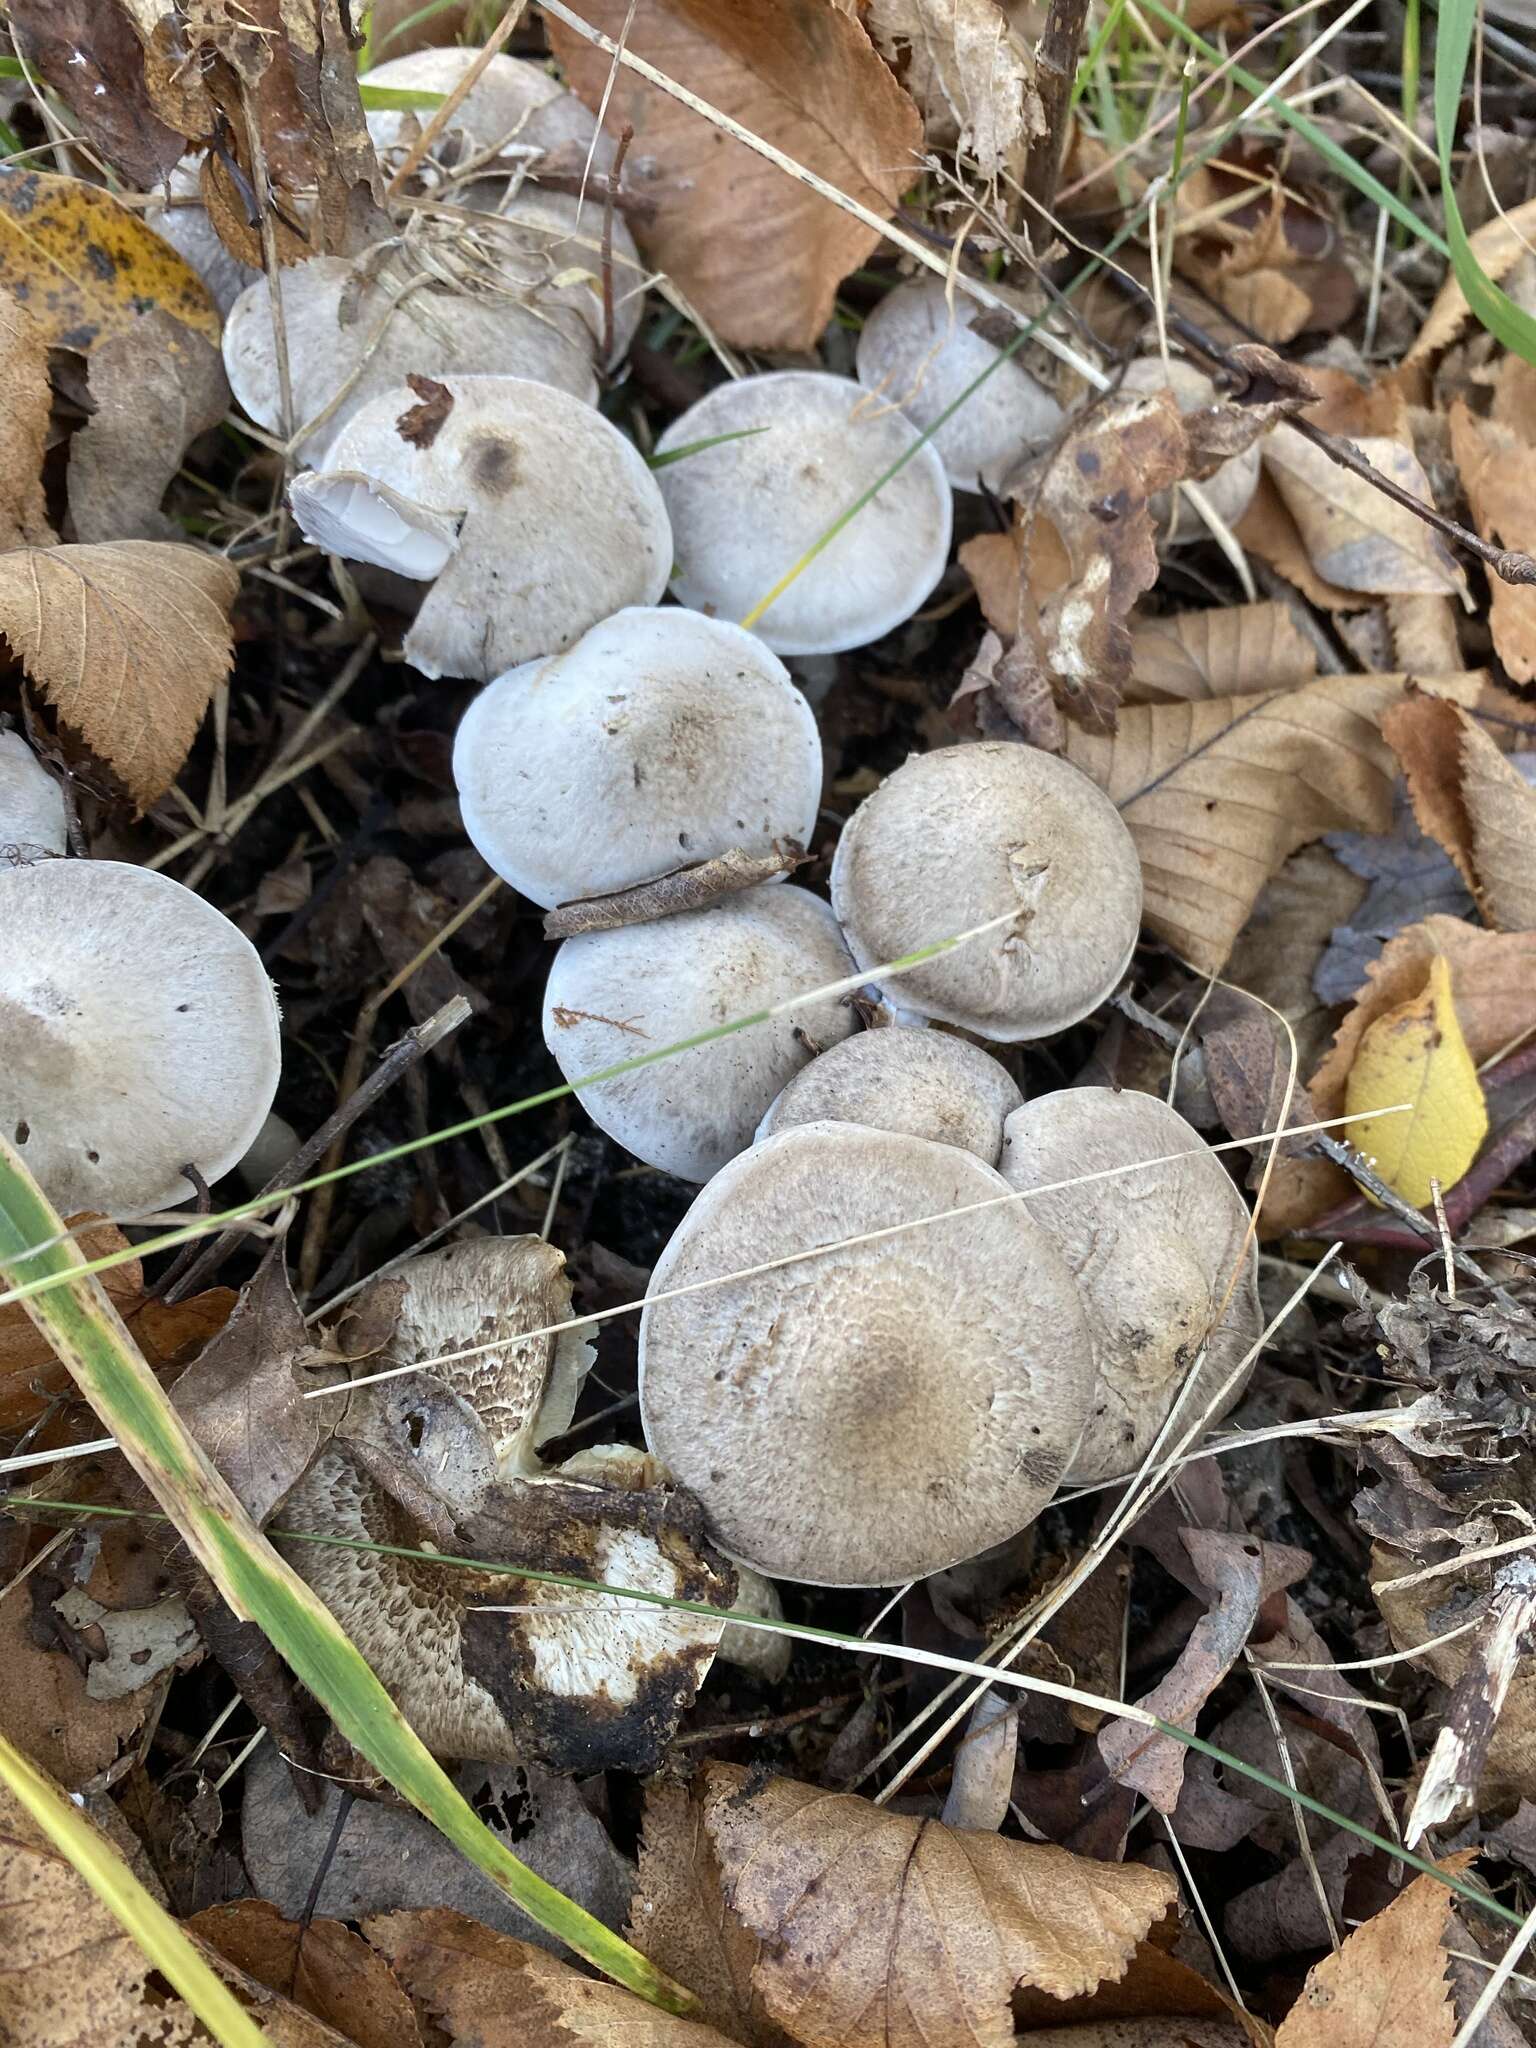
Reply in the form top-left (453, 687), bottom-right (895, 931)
top-left (1234, 468), bottom-right (1364, 613)
top-left (700, 1761), bottom-right (1177, 2048)
top-left (1342, 954), bottom-right (1488, 1208)
top-left (1380, 691), bottom-right (1480, 897)
top-left (1272, 1856), bottom-right (1473, 2047)
top-left (0, 539), bottom-right (239, 811)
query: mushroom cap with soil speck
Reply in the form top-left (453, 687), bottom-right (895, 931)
top-left (0, 859), bottom-right (280, 1218)
top-left (453, 606), bottom-right (822, 910)
top-left (1120, 356), bottom-right (1261, 541)
top-left (756, 1024), bottom-right (1022, 1165)
top-left (638, 1120), bottom-right (1094, 1586)
top-left (999, 1087), bottom-right (1262, 1483)
top-left (855, 277), bottom-right (1064, 493)
top-left (292, 375), bottom-right (671, 680)
top-left (363, 48), bottom-right (614, 175)
top-left (224, 255), bottom-right (597, 467)
top-left (829, 741), bottom-right (1143, 1042)
top-left (542, 882), bottom-right (857, 1182)
top-left (0, 733), bottom-right (67, 862)
top-left (652, 370), bottom-right (953, 657)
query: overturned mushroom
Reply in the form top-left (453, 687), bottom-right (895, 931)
top-left (453, 606), bottom-right (822, 910)
top-left (653, 370), bottom-right (953, 655)
top-left (999, 1087), bottom-right (1262, 1482)
top-left (639, 1121), bottom-right (1094, 1586)
top-left (757, 1025), bottom-right (1021, 1166)
top-left (0, 732), bottom-right (67, 862)
top-left (1121, 355), bottom-right (1261, 540)
top-left (855, 277), bottom-right (1063, 492)
top-left (830, 742), bottom-right (1143, 1041)
top-left (289, 375), bottom-right (671, 679)
top-left (543, 883), bottom-right (857, 1181)
top-left (281, 1239), bottom-right (736, 1771)
top-left (0, 859), bottom-right (280, 1217)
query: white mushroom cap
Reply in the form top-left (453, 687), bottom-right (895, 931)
top-left (999, 1087), bottom-right (1262, 1483)
top-left (639, 1120), bottom-right (1094, 1585)
top-left (471, 182), bottom-right (646, 367)
top-left (0, 733), bottom-right (67, 862)
top-left (756, 1025), bottom-right (1022, 1165)
top-left (652, 370), bottom-right (954, 657)
top-left (292, 375), bottom-right (671, 680)
top-left (829, 742), bottom-right (1143, 1042)
top-left (543, 883), bottom-right (857, 1181)
top-left (453, 607), bottom-right (822, 910)
top-left (224, 255), bottom-right (597, 466)
top-left (363, 48), bottom-right (613, 174)
top-left (1120, 356), bottom-right (1261, 540)
top-left (855, 278), bottom-right (1064, 493)
top-left (145, 157), bottom-right (259, 319)
top-left (0, 860), bottom-right (280, 1217)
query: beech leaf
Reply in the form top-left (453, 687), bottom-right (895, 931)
top-left (700, 1762), bottom-right (1177, 2048)
top-left (1263, 426), bottom-right (1467, 598)
top-left (1447, 400), bottom-right (1536, 685)
top-left (1342, 954), bottom-right (1488, 1208)
top-left (1127, 600), bottom-right (1318, 703)
top-left (1386, 691), bottom-right (1536, 931)
top-left (1273, 1859), bottom-right (1471, 2047)
top-left (0, 539), bottom-right (240, 810)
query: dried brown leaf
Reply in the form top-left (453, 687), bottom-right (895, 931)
top-left (1127, 601), bottom-right (1318, 703)
top-left (866, 0), bottom-right (1042, 178)
top-left (1272, 1858), bottom-right (1470, 2047)
top-left (1447, 400), bottom-right (1536, 684)
top-left (701, 1761), bottom-right (1177, 2048)
top-left (1385, 692), bottom-right (1536, 931)
top-left (1409, 195), bottom-right (1536, 366)
top-left (545, 0), bottom-right (923, 351)
top-left (0, 1567), bottom-right (157, 1791)
top-left (1263, 426), bottom-right (1466, 598)
top-left (1013, 1938), bottom-right (1259, 2041)
top-left (1380, 692), bottom-right (1480, 895)
top-left (69, 311), bottom-right (230, 543)
top-left (0, 539), bottom-right (239, 810)
top-left (1234, 470), bottom-right (1363, 613)
top-left (192, 1899), bottom-right (423, 2048)
top-left (8, 0), bottom-right (185, 189)
top-left (0, 297), bottom-right (57, 553)
top-left (544, 842), bottom-right (807, 938)
top-left (364, 1906), bottom-right (741, 2045)
top-left (1060, 670), bottom-right (1491, 976)
top-left (0, 1217), bottom-right (139, 1427)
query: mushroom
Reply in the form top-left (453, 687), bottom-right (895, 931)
top-left (0, 859), bottom-right (280, 1217)
top-left (453, 606), bottom-right (822, 910)
top-left (288, 375), bottom-right (671, 679)
top-left (756, 1025), bottom-right (1021, 1165)
top-left (854, 277), bottom-right (1063, 492)
top-left (542, 883), bottom-right (858, 1181)
top-left (829, 742), bottom-right (1143, 1041)
top-left (639, 1120), bottom-right (1094, 1585)
top-left (1120, 355), bottom-right (1261, 540)
top-left (224, 255), bottom-right (597, 466)
top-left (145, 157), bottom-right (260, 319)
top-left (363, 47), bottom-right (613, 176)
top-left (0, 733), bottom-right (67, 863)
top-left (999, 1087), bottom-right (1262, 1482)
top-left (471, 182), bottom-right (646, 368)
top-left (280, 1239), bottom-right (735, 1770)
top-left (652, 370), bottom-right (954, 656)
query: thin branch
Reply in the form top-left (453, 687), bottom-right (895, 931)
top-left (1024, 0), bottom-right (1092, 224)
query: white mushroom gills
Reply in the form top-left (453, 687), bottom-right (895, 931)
top-left (653, 370), bottom-right (954, 656)
top-left (453, 606), bottom-right (823, 910)
top-left (756, 1024), bottom-right (1023, 1166)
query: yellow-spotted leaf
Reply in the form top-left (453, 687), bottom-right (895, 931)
top-left (1343, 955), bottom-right (1488, 1207)
top-left (0, 166), bottom-right (218, 352)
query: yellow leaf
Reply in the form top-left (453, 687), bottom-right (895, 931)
top-left (0, 165), bottom-right (218, 353)
top-left (1343, 955), bottom-right (1488, 1207)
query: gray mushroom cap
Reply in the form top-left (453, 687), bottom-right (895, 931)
top-left (453, 606), bottom-right (822, 910)
top-left (0, 859), bottom-right (280, 1218)
top-left (639, 1120), bottom-right (1094, 1586)
top-left (471, 183), bottom-right (646, 367)
top-left (542, 883), bottom-right (857, 1182)
top-left (999, 1086), bottom-right (1262, 1483)
top-left (829, 741), bottom-right (1143, 1042)
top-left (1121, 356), bottom-right (1261, 540)
top-left (363, 47), bottom-right (613, 174)
top-left (145, 157), bottom-right (260, 319)
top-left (756, 1025), bottom-right (1022, 1165)
top-left (0, 733), bottom-right (67, 861)
top-left (653, 370), bottom-right (954, 656)
top-left (855, 277), bottom-right (1064, 492)
top-left (290, 375), bottom-right (671, 680)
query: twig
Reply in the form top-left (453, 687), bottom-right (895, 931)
top-left (163, 996), bottom-right (472, 1304)
top-left (599, 123), bottom-right (634, 368)
top-left (1024, 0), bottom-right (1092, 225)
top-left (385, 1), bottom-right (530, 196)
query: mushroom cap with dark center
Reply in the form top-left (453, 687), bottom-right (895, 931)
top-left (829, 741), bottom-right (1143, 1041)
top-left (756, 1025), bottom-right (1022, 1164)
top-left (639, 1120), bottom-right (1093, 1585)
top-left (652, 370), bottom-right (953, 656)
top-left (453, 606), bottom-right (822, 910)
top-left (999, 1087), bottom-right (1262, 1483)
top-left (543, 883), bottom-right (857, 1181)
top-left (0, 859), bottom-right (280, 1217)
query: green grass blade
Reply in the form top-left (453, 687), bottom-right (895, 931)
top-left (357, 83), bottom-right (449, 110)
top-left (0, 1135), bottom-right (696, 2017)
top-left (1434, 0), bottom-right (1536, 364)
top-left (0, 1728), bottom-right (269, 2047)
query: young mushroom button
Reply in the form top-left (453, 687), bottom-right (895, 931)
top-left (756, 1025), bottom-right (1022, 1166)
top-left (830, 742), bottom-right (1143, 1042)
top-left (652, 371), bottom-right (953, 656)
top-left (0, 860), bottom-right (280, 1218)
top-left (639, 1121), bottom-right (1095, 1586)
top-left (542, 883), bottom-right (857, 1182)
top-left (453, 607), bottom-right (822, 910)
top-left (999, 1087), bottom-right (1263, 1483)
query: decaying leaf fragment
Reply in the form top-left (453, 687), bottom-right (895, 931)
top-left (1447, 400), bottom-right (1536, 684)
top-left (700, 1762), bottom-right (1177, 2048)
top-left (1384, 691), bottom-right (1536, 931)
top-left (8, 1), bottom-right (185, 190)
top-left (866, 0), bottom-right (1043, 180)
top-left (544, 843), bottom-right (807, 938)
top-left (0, 540), bottom-right (239, 811)
top-left (0, 297), bottom-right (56, 553)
